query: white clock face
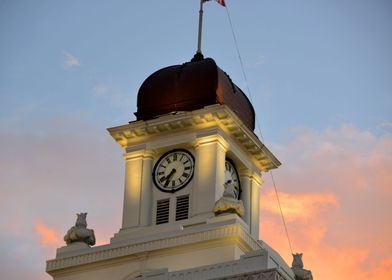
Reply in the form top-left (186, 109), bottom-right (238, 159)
top-left (153, 149), bottom-right (195, 193)
top-left (225, 160), bottom-right (241, 199)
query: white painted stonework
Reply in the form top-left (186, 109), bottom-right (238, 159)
top-left (107, 105), bottom-right (279, 241)
top-left (47, 215), bottom-right (294, 280)
top-left (46, 105), bottom-right (294, 280)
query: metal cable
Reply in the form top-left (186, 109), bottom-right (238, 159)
top-left (270, 172), bottom-right (294, 254)
top-left (224, 5), bottom-right (264, 141)
top-left (224, 2), bottom-right (294, 255)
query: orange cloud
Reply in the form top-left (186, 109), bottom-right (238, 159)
top-left (261, 211), bottom-right (392, 280)
top-left (260, 190), bottom-right (338, 222)
top-left (366, 257), bottom-right (392, 279)
top-left (259, 124), bottom-right (392, 280)
top-left (35, 223), bottom-right (62, 247)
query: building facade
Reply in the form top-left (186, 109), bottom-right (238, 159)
top-left (46, 55), bottom-right (308, 280)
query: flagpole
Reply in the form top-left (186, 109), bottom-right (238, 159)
top-left (196, 0), bottom-right (204, 55)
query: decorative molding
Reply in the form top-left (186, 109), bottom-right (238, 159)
top-left (123, 149), bottom-right (155, 160)
top-left (107, 105), bottom-right (280, 172)
top-left (153, 257), bottom-right (292, 280)
top-left (46, 223), bottom-right (261, 274)
top-left (193, 130), bottom-right (230, 152)
top-left (212, 269), bottom-right (288, 280)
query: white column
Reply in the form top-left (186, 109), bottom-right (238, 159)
top-left (239, 170), bottom-right (263, 239)
top-left (250, 173), bottom-right (263, 239)
top-left (192, 134), bottom-right (228, 217)
top-left (122, 150), bottom-right (154, 229)
top-left (239, 170), bottom-right (252, 227)
top-left (139, 150), bottom-right (154, 227)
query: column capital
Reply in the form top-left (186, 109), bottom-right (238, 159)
top-left (239, 169), bottom-right (263, 187)
top-left (123, 149), bottom-right (155, 161)
top-left (193, 132), bottom-right (229, 152)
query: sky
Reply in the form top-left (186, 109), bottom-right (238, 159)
top-left (0, 0), bottom-right (391, 279)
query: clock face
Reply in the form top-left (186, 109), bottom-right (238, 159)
top-left (153, 149), bottom-right (195, 193)
top-left (224, 159), bottom-right (241, 199)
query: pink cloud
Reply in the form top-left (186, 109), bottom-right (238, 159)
top-left (260, 190), bottom-right (338, 222)
top-left (260, 124), bottom-right (392, 280)
top-left (35, 223), bottom-right (62, 247)
top-left (2, 118), bottom-right (391, 280)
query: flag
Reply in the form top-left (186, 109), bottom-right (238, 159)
top-left (203, 0), bottom-right (226, 7)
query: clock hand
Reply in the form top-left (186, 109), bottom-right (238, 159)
top-left (164, 168), bottom-right (176, 187)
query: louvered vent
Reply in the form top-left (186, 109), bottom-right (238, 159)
top-left (176, 195), bottom-right (189, 221)
top-left (156, 199), bottom-right (170, 224)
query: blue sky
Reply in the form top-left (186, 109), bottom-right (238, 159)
top-left (1, 0), bottom-right (390, 139)
top-left (0, 1), bottom-right (391, 279)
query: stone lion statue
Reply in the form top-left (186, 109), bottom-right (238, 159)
top-left (213, 180), bottom-right (244, 217)
top-left (64, 213), bottom-right (96, 246)
top-left (292, 253), bottom-right (313, 280)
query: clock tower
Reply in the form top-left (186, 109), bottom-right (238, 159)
top-left (46, 55), bottom-right (299, 280)
top-left (108, 56), bottom-right (279, 242)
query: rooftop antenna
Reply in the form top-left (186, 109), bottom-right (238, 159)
top-left (193, 0), bottom-right (205, 61)
top-left (197, 0), bottom-right (204, 54)
top-left (193, 0), bottom-right (226, 61)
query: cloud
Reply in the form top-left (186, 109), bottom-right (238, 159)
top-left (0, 116), bottom-right (123, 279)
top-left (35, 223), bottom-right (62, 247)
top-left (1, 117), bottom-right (391, 280)
top-left (63, 51), bottom-right (81, 67)
top-left (260, 124), bottom-right (392, 279)
top-left (260, 190), bottom-right (338, 222)
top-left (378, 121), bottom-right (392, 133)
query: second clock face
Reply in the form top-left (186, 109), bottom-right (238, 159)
top-left (225, 159), bottom-right (241, 199)
top-left (153, 149), bottom-right (195, 193)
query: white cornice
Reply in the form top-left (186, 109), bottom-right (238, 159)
top-left (46, 222), bottom-right (261, 275)
top-left (107, 105), bottom-right (280, 172)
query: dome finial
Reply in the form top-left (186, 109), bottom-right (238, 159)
top-left (191, 51), bottom-right (204, 62)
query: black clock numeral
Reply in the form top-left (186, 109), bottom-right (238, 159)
top-left (171, 181), bottom-right (175, 187)
top-left (159, 176), bottom-right (166, 183)
top-left (182, 172), bottom-right (189, 178)
top-left (166, 158), bottom-right (171, 164)
top-left (184, 166), bottom-right (191, 170)
top-left (173, 153), bottom-right (177, 161)
top-left (158, 171), bottom-right (165, 175)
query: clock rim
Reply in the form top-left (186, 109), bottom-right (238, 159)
top-left (152, 149), bottom-right (195, 193)
top-left (225, 158), bottom-right (242, 199)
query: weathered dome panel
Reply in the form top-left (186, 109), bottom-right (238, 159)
top-left (135, 58), bottom-right (255, 130)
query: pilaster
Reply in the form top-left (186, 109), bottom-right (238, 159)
top-left (122, 149), bottom-right (154, 229)
top-left (192, 131), bottom-right (229, 217)
top-left (239, 170), bottom-right (263, 239)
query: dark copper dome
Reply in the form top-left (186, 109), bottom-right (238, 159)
top-left (135, 57), bottom-right (255, 130)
